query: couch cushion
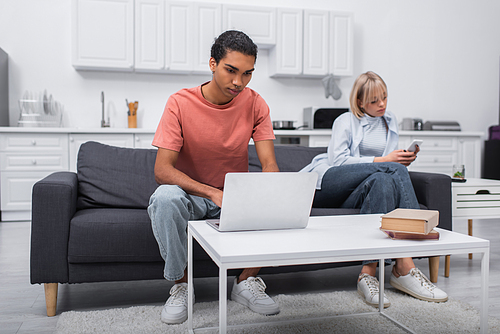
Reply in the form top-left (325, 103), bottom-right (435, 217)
top-left (68, 208), bottom-right (217, 264)
top-left (249, 145), bottom-right (327, 172)
top-left (77, 141), bottom-right (159, 209)
top-left (68, 208), bottom-right (162, 263)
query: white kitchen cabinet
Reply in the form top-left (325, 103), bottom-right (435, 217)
top-left (398, 132), bottom-right (482, 178)
top-left (329, 11), bottom-right (354, 76)
top-left (269, 8), bottom-right (303, 77)
top-left (303, 10), bottom-right (329, 77)
top-left (164, 1), bottom-right (194, 73)
top-left (135, 0), bottom-right (165, 72)
top-left (222, 5), bottom-right (276, 48)
top-left (72, 0), bottom-right (134, 71)
top-left (0, 133), bottom-right (69, 221)
top-left (270, 9), bottom-right (354, 78)
top-left (134, 134), bottom-right (156, 148)
top-left (192, 2), bottom-right (222, 74)
top-left (69, 134), bottom-right (134, 171)
top-left (135, 1), bottom-right (220, 74)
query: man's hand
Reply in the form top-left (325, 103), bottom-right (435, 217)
top-left (208, 188), bottom-right (223, 208)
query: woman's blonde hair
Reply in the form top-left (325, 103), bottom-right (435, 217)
top-left (349, 71), bottom-right (388, 118)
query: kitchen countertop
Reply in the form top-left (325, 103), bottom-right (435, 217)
top-left (0, 127), bottom-right (484, 137)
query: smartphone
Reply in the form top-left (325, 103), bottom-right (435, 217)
top-left (407, 139), bottom-right (423, 152)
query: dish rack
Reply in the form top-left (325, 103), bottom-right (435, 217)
top-left (18, 91), bottom-right (63, 127)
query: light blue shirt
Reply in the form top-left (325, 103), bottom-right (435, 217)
top-left (300, 111), bottom-right (400, 189)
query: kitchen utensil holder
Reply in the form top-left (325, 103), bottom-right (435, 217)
top-left (128, 114), bottom-right (137, 128)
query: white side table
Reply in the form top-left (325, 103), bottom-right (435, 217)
top-left (452, 177), bottom-right (500, 260)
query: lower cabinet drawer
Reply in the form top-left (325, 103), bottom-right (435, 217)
top-left (0, 133), bottom-right (68, 151)
top-left (0, 171), bottom-right (56, 212)
top-left (452, 185), bottom-right (500, 217)
top-left (1, 152), bottom-right (68, 170)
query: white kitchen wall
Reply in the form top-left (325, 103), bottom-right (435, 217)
top-left (0, 0), bottom-right (499, 133)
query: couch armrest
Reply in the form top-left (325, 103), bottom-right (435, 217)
top-left (30, 172), bottom-right (78, 284)
top-left (409, 171), bottom-right (452, 231)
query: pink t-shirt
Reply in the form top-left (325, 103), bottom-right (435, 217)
top-left (152, 83), bottom-right (275, 189)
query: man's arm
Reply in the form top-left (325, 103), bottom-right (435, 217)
top-left (154, 147), bottom-right (223, 207)
top-left (254, 140), bottom-right (280, 172)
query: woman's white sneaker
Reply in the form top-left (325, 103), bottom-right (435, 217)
top-left (357, 273), bottom-right (390, 308)
top-left (390, 268), bottom-right (448, 302)
top-left (161, 283), bottom-right (193, 324)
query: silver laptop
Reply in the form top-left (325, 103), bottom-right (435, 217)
top-left (207, 172), bottom-right (318, 232)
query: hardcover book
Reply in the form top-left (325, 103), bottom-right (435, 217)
top-left (380, 208), bottom-right (439, 235)
top-left (380, 228), bottom-right (440, 240)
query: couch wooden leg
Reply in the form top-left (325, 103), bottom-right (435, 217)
top-left (44, 283), bottom-right (58, 317)
top-left (468, 219), bottom-right (473, 259)
top-left (428, 256), bottom-right (439, 283)
top-left (445, 255), bottom-right (451, 277)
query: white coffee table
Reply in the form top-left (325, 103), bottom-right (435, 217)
top-left (187, 214), bottom-right (490, 334)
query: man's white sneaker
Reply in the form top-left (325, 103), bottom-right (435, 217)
top-left (161, 283), bottom-right (193, 324)
top-left (231, 276), bottom-right (280, 315)
top-left (357, 273), bottom-right (390, 308)
top-left (390, 268), bottom-right (448, 302)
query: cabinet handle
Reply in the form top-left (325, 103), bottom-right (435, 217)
top-left (31, 140), bottom-right (37, 146)
top-left (136, 137), bottom-right (140, 142)
top-left (434, 158), bottom-right (438, 162)
top-left (70, 137), bottom-right (74, 142)
top-left (434, 142), bottom-right (438, 147)
top-left (32, 159), bottom-right (37, 165)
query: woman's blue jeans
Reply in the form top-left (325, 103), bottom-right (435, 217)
top-left (313, 162), bottom-right (420, 266)
top-left (147, 185), bottom-right (220, 281)
top-left (314, 162), bottom-right (419, 213)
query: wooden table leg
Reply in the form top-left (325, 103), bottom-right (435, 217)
top-left (468, 219), bottom-right (473, 259)
top-left (428, 256), bottom-right (439, 283)
top-left (445, 255), bottom-right (450, 277)
top-left (44, 283), bottom-right (58, 317)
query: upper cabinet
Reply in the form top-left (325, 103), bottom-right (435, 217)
top-left (222, 5), bottom-right (276, 49)
top-left (164, 1), bottom-right (194, 73)
top-left (134, 1), bottom-right (221, 74)
top-left (268, 8), bottom-right (303, 76)
top-left (303, 9), bottom-right (329, 77)
top-left (329, 12), bottom-right (354, 76)
top-left (72, 0), bottom-right (134, 71)
top-left (135, 0), bottom-right (165, 71)
top-left (269, 9), bottom-right (354, 78)
top-left (192, 3), bottom-right (222, 74)
top-left (72, 1), bottom-right (353, 78)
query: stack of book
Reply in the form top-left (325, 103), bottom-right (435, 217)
top-left (380, 208), bottom-right (440, 240)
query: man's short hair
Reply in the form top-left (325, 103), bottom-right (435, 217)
top-left (211, 30), bottom-right (258, 64)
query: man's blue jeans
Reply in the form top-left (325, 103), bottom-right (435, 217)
top-left (313, 162), bottom-right (420, 213)
top-left (147, 185), bottom-right (220, 281)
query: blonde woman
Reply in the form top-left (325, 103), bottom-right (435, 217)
top-left (300, 71), bottom-right (447, 308)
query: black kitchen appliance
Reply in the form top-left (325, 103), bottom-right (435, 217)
top-left (0, 47), bottom-right (8, 126)
top-left (303, 107), bottom-right (348, 129)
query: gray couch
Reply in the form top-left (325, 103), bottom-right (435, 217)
top-left (31, 141), bottom-right (452, 316)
